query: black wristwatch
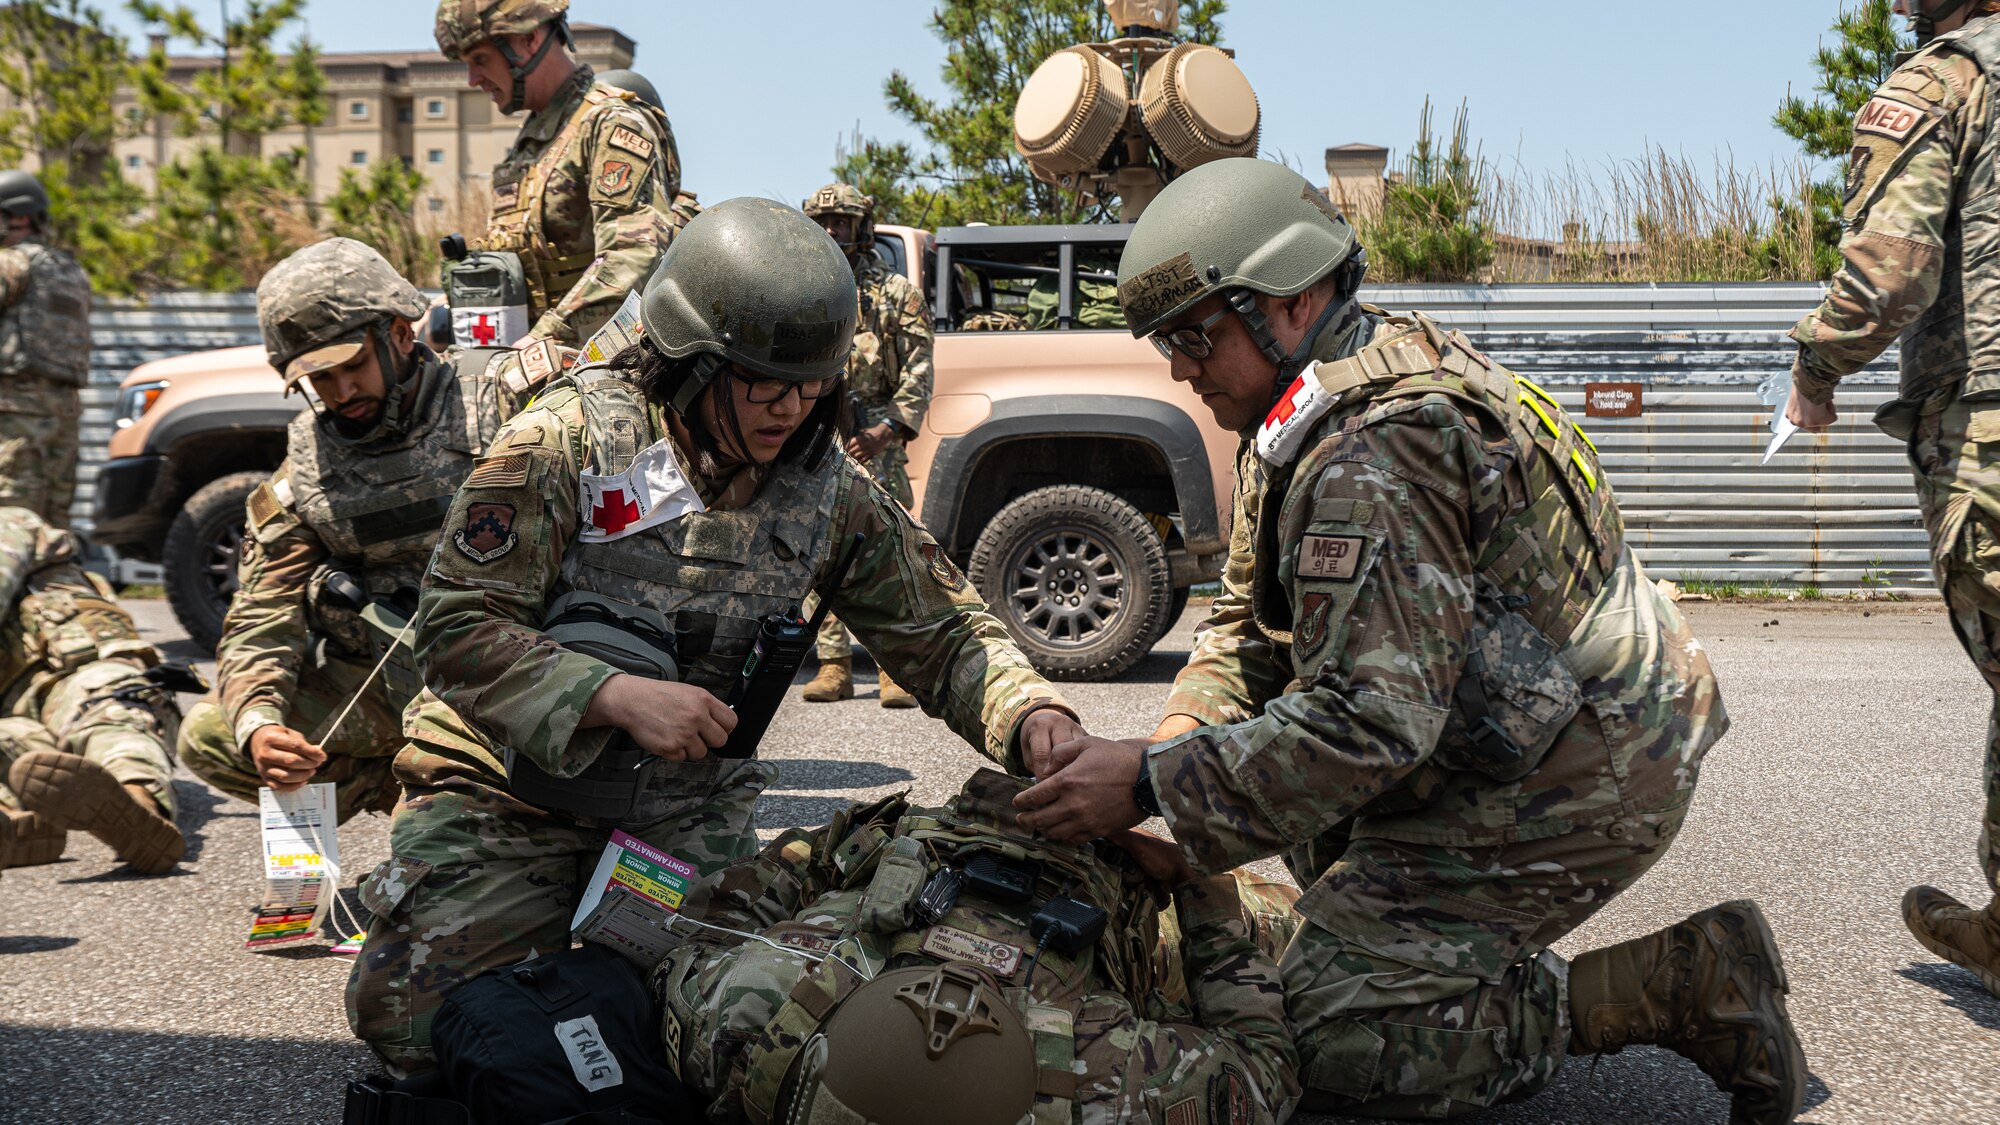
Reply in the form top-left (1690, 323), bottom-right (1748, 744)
top-left (1132, 750), bottom-right (1162, 818)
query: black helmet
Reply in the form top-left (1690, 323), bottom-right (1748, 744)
top-left (0, 170), bottom-right (49, 229)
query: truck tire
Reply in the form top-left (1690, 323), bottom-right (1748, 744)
top-left (164, 470), bottom-right (265, 654)
top-left (968, 485), bottom-right (1171, 681)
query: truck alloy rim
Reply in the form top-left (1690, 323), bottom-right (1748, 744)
top-left (204, 523), bottom-right (244, 606)
top-left (1004, 527), bottom-right (1127, 647)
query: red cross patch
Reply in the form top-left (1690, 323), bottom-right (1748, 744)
top-left (591, 488), bottom-right (641, 535)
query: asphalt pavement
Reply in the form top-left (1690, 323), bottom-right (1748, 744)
top-left (1, 598), bottom-right (1995, 1124)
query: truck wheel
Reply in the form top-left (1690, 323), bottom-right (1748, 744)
top-left (969, 485), bottom-right (1171, 681)
top-left (164, 470), bottom-right (265, 654)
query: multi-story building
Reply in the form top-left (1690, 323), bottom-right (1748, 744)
top-left (108, 23), bottom-right (636, 216)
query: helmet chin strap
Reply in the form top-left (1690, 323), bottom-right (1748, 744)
top-left (1228, 286), bottom-right (1362, 412)
top-left (1912, 0), bottom-right (1972, 42)
top-left (495, 17), bottom-right (571, 114)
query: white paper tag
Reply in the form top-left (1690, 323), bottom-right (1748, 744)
top-left (1256, 361), bottom-right (1334, 466)
top-left (453, 304), bottom-right (530, 349)
top-left (578, 437), bottom-right (705, 542)
top-left (554, 1014), bottom-right (626, 1092)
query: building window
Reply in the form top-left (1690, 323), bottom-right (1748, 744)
top-left (349, 100), bottom-right (369, 119)
top-left (125, 154), bottom-right (141, 169)
top-left (427, 148), bottom-right (445, 164)
top-left (426, 98), bottom-right (446, 118)
top-left (350, 150), bottom-right (368, 165)
top-left (397, 105), bottom-right (413, 124)
top-left (428, 197), bottom-right (445, 213)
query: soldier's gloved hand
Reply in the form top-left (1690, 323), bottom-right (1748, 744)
top-left (585, 674), bottom-right (736, 762)
top-left (1012, 737), bottom-right (1146, 845)
top-left (249, 725), bottom-right (326, 792)
top-left (1785, 384), bottom-right (1837, 432)
top-left (1017, 707), bottom-right (1086, 777)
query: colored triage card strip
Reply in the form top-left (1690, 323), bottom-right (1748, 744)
top-left (246, 783), bottom-right (338, 951)
top-left (571, 830), bottom-right (697, 967)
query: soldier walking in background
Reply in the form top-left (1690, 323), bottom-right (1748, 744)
top-left (0, 507), bottom-right (185, 877)
top-left (435, 0), bottom-right (681, 346)
top-left (176, 239), bottom-right (552, 824)
top-left (1787, 0), bottom-right (2000, 1000)
top-left (799, 182), bottom-right (935, 707)
top-left (0, 171), bottom-right (90, 528)
top-left (1017, 159), bottom-right (1805, 1122)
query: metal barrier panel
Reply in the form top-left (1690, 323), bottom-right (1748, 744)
top-left (72, 283), bottom-right (1928, 594)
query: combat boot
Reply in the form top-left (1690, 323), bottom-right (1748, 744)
top-left (878, 673), bottom-right (917, 709)
top-left (802, 656), bottom-right (854, 703)
top-left (8, 750), bottom-right (184, 875)
top-left (0, 808), bottom-right (65, 868)
top-left (1903, 884), bottom-right (2000, 998)
top-left (1567, 900), bottom-right (1805, 1125)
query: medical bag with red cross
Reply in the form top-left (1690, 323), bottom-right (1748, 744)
top-left (440, 234), bottom-right (531, 350)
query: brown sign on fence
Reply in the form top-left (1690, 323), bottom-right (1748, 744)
top-left (1584, 382), bottom-right (1643, 418)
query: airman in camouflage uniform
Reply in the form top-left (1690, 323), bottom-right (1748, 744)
top-left (346, 199), bottom-right (1081, 1074)
top-left (0, 507), bottom-right (185, 877)
top-left (652, 769), bottom-right (1300, 1125)
top-left (798, 183), bottom-right (935, 706)
top-left (1018, 160), bottom-right (1806, 1122)
top-left (1786, 0), bottom-right (2000, 1000)
top-left (436, 0), bottom-right (682, 346)
top-left (176, 238), bottom-right (553, 824)
top-left (0, 171), bottom-right (90, 528)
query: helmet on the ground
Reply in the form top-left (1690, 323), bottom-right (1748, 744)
top-left (257, 238), bottom-right (427, 388)
top-left (1116, 157), bottom-right (1363, 339)
top-left (595, 68), bottom-right (661, 110)
top-left (640, 197), bottom-right (856, 411)
top-left (802, 182), bottom-right (875, 254)
top-left (434, 0), bottom-right (572, 113)
top-left (0, 170), bottom-right (49, 228)
top-left (775, 964), bottom-right (1037, 1125)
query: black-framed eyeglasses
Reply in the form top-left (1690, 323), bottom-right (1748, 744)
top-left (1149, 306), bottom-right (1230, 360)
top-left (734, 372), bottom-right (836, 404)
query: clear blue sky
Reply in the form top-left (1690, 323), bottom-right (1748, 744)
top-left (105, 0), bottom-right (1870, 206)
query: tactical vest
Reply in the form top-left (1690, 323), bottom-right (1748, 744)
top-left (552, 368), bottom-right (843, 799)
top-left (675, 771), bottom-right (1162, 1125)
top-left (283, 349), bottom-right (509, 601)
top-left (485, 83), bottom-right (638, 320)
top-left (1900, 17), bottom-right (2000, 402)
top-left (1255, 312), bottom-right (1631, 797)
top-left (0, 241), bottom-right (90, 387)
top-left (847, 263), bottom-right (905, 412)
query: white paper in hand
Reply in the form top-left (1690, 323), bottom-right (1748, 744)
top-left (1757, 369), bottom-right (1799, 465)
top-left (1763, 415), bottom-right (1801, 465)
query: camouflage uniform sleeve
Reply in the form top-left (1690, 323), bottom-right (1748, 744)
top-left (1788, 49), bottom-right (1983, 403)
top-left (820, 458), bottom-right (1073, 772)
top-left (415, 396), bottom-right (617, 773)
top-left (884, 272), bottom-right (932, 437)
top-left (533, 100), bottom-right (676, 343)
top-left (1076, 874), bottom-right (1298, 1124)
top-left (1150, 406), bottom-right (1479, 871)
top-left (0, 246), bottom-right (28, 308)
top-left (1162, 445), bottom-right (1290, 727)
top-left (216, 470), bottom-right (327, 750)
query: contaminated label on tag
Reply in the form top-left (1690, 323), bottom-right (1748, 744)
top-left (919, 925), bottom-right (1022, 976)
top-left (554, 1014), bottom-right (626, 1092)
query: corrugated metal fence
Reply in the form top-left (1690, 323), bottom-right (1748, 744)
top-left (74, 283), bottom-right (1927, 594)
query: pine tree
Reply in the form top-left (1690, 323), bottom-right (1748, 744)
top-left (1773, 0), bottom-right (1911, 277)
top-left (1360, 99), bottom-right (1495, 283)
top-left (837, 0), bottom-right (1225, 228)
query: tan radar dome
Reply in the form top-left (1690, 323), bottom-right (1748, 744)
top-left (1138, 42), bottom-right (1259, 170)
top-left (1015, 45), bottom-right (1128, 178)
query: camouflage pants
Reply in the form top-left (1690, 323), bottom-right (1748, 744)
top-left (0, 656), bottom-right (178, 818)
top-left (1909, 394), bottom-right (2000, 897)
top-left (0, 393), bottom-right (80, 529)
top-left (175, 650), bottom-right (405, 824)
top-left (1284, 794), bottom-right (1692, 1119)
top-left (346, 750), bottom-right (775, 1074)
top-left (814, 448), bottom-right (913, 661)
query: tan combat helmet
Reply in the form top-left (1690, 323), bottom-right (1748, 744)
top-left (801, 181), bottom-right (875, 254)
top-left (257, 237), bottom-right (427, 391)
top-left (434, 0), bottom-right (572, 113)
top-left (777, 965), bottom-right (1037, 1125)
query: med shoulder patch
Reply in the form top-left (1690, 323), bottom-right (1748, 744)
top-left (1299, 533), bottom-right (1366, 581)
top-left (606, 123), bottom-right (655, 159)
top-left (1854, 96), bottom-right (1924, 142)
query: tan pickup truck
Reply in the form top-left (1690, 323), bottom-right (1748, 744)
top-left (95, 222), bottom-right (1237, 678)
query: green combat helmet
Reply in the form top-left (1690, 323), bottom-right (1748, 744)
top-left (1907, 0), bottom-right (1975, 43)
top-left (801, 182), bottom-right (875, 254)
top-left (0, 170), bottom-right (49, 230)
top-left (1117, 156), bottom-right (1366, 374)
top-left (594, 68), bottom-right (662, 110)
top-left (641, 196), bottom-right (857, 413)
top-left (777, 965), bottom-right (1037, 1125)
top-left (434, 0), bottom-right (571, 113)
top-left (257, 237), bottom-right (427, 391)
